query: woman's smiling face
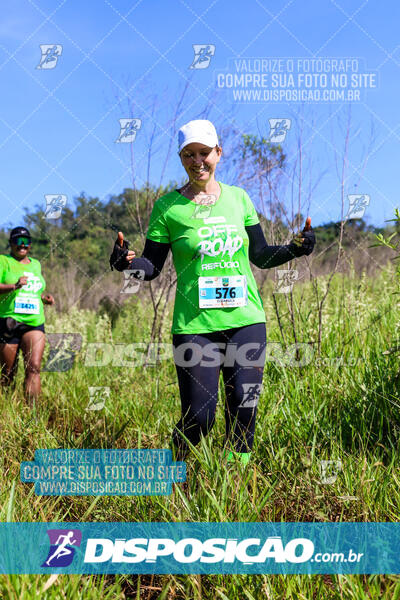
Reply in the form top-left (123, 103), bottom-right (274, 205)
top-left (10, 239), bottom-right (30, 260)
top-left (180, 142), bottom-right (222, 184)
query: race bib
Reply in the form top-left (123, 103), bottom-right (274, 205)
top-left (14, 295), bottom-right (40, 314)
top-left (199, 275), bottom-right (247, 308)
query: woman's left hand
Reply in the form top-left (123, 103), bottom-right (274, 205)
top-left (42, 293), bottom-right (55, 305)
top-left (291, 217), bottom-right (315, 256)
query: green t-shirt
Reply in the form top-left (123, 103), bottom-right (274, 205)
top-left (0, 254), bottom-right (46, 326)
top-left (147, 182), bottom-right (266, 334)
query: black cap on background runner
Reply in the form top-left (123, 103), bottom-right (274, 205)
top-left (9, 226), bottom-right (31, 241)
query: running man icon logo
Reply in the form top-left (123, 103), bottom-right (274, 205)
top-left (42, 333), bottom-right (82, 372)
top-left (194, 194), bottom-right (217, 206)
top-left (121, 269), bottom-right (145, 294)
top-left (192, 204), bottom-right (212, 219)
top-left (345, 194), bottom-right (370, 220)
top-left (238, 383), bottom-right (263, 408)
top-left (115, 119), bottom-right (142, 143)
top-left (42, 529), bottom-right (82, 568)
top-left (87, 386), bottom-right (110, 411)
top-left (191, 195), bottom-right (217, 219)
top-left (268, 119), bottom-right (291, 143)
top-left (189, 45), bottom-right (216, 69)
top-left (275, 270), bottom-right (298, 294)
top-left (36, 45), bottom-right (63, 69)
top-left (319, 460), bottom-right (342, 485)
top-left (44, 194), bottom-right (67, 219)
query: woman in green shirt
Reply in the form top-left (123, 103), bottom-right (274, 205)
top-left (0, 227), bottom-right (55, 402)
top-left (110, 120), bottom-right (315, 464)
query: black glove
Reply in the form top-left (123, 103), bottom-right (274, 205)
top-left (299, 228), bottom-right (315, 256)
top-left (288, 228), bottom-right (316, 257)
top-left (109, 239), bottom-right (130, 271)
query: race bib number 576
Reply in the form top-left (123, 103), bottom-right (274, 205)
top-left (199, 275), bottom-right (247, 308)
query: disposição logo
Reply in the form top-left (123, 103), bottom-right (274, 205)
top-left (42, 529), bottom-right (82, 567)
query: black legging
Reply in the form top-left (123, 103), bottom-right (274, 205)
top-left (172, 322), bottom-right (266, 457)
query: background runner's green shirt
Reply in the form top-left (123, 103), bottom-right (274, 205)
top-left (0, 254), bottom-right (46, 326)
top-left (147, 182), bottom-right (266, 334)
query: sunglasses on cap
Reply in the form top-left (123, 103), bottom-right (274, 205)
top-left (12, 236), bottom-right (31, 246)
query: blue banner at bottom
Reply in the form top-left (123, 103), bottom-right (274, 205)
top-left (0, 522), bottom-right (398, 574)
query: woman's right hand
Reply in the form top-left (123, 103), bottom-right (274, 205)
top-left (15, 275), bottom-right (28, 289)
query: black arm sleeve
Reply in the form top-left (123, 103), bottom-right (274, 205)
top-left (246, 223), bottom-right (305, 269)
top-left (128, 238), bottom-right (170, 281)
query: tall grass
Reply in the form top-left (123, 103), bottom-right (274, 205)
top-left (0, 267), bottom-right (399, 598)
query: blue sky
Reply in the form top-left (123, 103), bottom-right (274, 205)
top-left (0, 0), bottom-right (399, 230)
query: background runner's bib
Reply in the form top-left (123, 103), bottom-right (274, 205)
top-left (147, 182), bottom-right (266, 334)
top-left (14, 295), bottom-right (40, 314)
top-left (0, 255), bottom-right (46, 326)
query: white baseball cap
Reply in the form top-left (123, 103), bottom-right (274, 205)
top-left (178, 119), bottom-right (219, 153)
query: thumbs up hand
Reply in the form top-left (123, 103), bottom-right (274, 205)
top-left (110, 231), bottom-right (136, 271)
top-left (290, 217), bottom-right (315, 256)
top-left (304, 216), bottom-right (312, 231)
top-left (117, 232), bottom-right (136, 262)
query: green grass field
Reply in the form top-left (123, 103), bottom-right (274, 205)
top-left (1, 266), bottom-right (399, 599)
